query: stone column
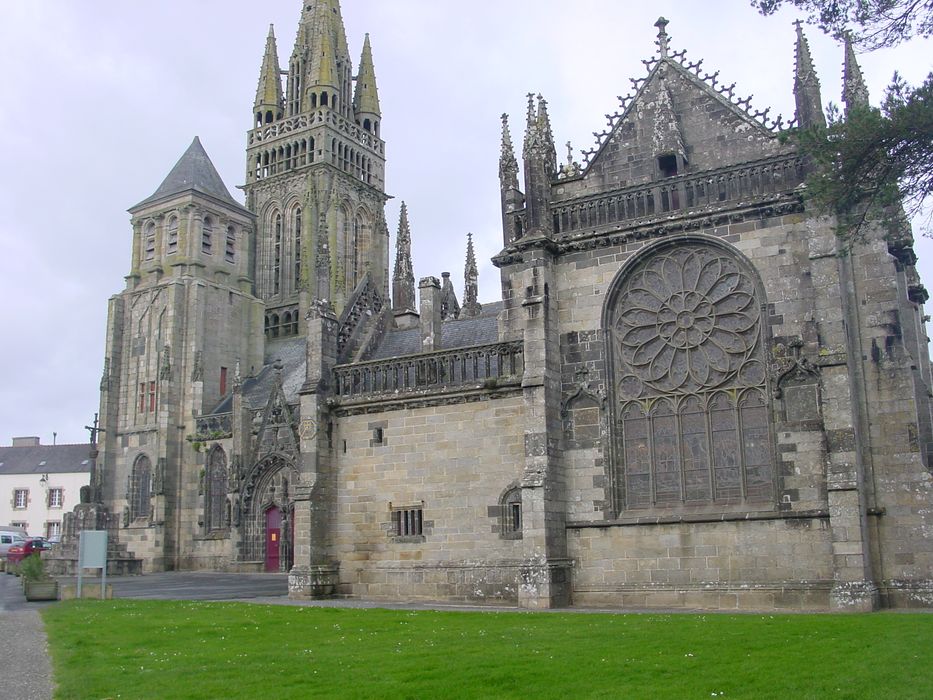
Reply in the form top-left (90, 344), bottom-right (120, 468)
top-left (517, 259), bottom-right (571, 608)
top-left (289, 300), bottom-right (340, 598)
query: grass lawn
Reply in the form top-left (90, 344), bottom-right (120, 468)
top-left (43, 601), bottom-right (932, 699)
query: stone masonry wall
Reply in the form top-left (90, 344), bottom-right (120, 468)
top-left (331, 394), bottom-right (525, 602)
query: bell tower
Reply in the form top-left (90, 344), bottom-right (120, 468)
top-left (244, 0), bottom-right (389, 339)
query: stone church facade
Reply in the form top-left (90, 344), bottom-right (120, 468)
top-left (90, 2), bottom-right (933, 610)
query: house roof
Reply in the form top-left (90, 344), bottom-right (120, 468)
top-left (0, 444), bottom-right (93, 475)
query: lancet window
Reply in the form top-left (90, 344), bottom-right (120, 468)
top-left (205, 446), bottom-right (228, 532)
top-left (202, 216), bottom-right (213, 254)
top-left (273, 212), bottom-right (282, 295)
top-left (167, 216), bottom-right (179, 254)
top-left (129, 454), bottom-right (152, 521)
top-left (606, 242), bottom-right (773, 512)
top-left (294, 208), bottom-right (302, 290)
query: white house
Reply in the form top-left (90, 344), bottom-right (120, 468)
top-left (0, 437), bottom-right (91, 538)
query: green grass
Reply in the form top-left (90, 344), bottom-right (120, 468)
top-left (43, 601), bottom-right (932, 699)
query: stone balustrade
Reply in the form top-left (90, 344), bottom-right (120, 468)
top-left (550, 154), bottom-right (805, 236)
top-left (334, 341), bottom-right (524, 399)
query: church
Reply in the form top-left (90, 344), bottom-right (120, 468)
top-left (84, 0), bottom-right (933, 610)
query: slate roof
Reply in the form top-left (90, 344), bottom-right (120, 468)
top-left (372, 301), bottom-right (503, 360)
top-left (131, 136), bottom-right (249, 213)
top-left (211, 336), bottom-right (307, 413)
top-left (206, 302), bottom-right (503, 414)
top-left (0, 444), bottom-right (93, 475)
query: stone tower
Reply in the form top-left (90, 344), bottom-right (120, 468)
top-left (97, 137), bottom-right (264, 570)
top-left (245, 0), bottom-right (389, 336)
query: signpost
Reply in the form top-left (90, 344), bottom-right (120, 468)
top-left (77, 530), bottom-right (108, 599)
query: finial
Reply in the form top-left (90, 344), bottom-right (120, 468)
top-left (566, 141), bottom-right (573, 166)
top-left (655, 16), bottom-right (670, 58)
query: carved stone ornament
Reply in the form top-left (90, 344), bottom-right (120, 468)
top-left (610, 245), bottom-right (763, 398)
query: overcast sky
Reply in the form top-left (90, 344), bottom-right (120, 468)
top-left (1, 1), bottom-right (930, 446)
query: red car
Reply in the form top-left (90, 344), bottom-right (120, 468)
top-left (6, 538), bottom-right (50, 565)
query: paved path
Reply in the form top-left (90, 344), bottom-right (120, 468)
top-left (0, 573), bottom-right (55, 700)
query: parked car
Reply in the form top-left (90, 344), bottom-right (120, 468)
top-left (6, 538), bottom-right (50, 565)
top-left (0, 530), bottom-right (26, 560)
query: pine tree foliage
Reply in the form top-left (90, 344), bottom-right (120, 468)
top-left (753, 0), bottom-right (933, 49)
top-left (799, 73), bottom-right (933, 237)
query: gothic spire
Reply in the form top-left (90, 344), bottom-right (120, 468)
top-left (392, 202), bottom-right (416, 312)
top-left (353, 33), bottom-right (381, 119)
top-left (537, 95), bottom-right (558, 175)
top-left (843, 33), bottom-right (870, 114)
top-left (254, 25), bottom-right (283, 125)
top-left (309, 21), bottom-right (339, 90)
top-left (793, 21), bottom-right (826, 128)
top-left (499, 113), bottom-right (519, 190)
top-left (461, 233), bottom-right (482, 319)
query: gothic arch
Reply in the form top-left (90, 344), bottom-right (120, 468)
top-left (238, 453), bottom-right (299, 566)
top-left (603, 236), bottom-right (775, 514)
top-left (129, 453), bottom-right (152, 522)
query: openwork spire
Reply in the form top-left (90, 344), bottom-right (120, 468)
top-left (843, 33), bottom-right (870, 114)
top-left (461, 233), bottom-right (482, 319)
top-left (793, 21), bottom-right (825, 128)
top-left (392, 202), bottom-right (415, 312)
top-left (499, 113), bottom-right (520, 190)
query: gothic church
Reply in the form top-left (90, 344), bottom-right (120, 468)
top-left (84, 1), bottom-right (933, 610)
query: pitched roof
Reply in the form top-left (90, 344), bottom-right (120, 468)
top-left (372, 301), bottom-right (503, 360)
top-left (0, 444), bottom-right (93, 475)
top-left (131, 137), bottom-right (248, 212)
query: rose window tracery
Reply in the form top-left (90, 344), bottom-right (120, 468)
top-left (613, 247), bottom-right (760, 396)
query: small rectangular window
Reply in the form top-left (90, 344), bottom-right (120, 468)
top-left (220, 367), bottom-right (228, 396)
top-left (46, 521), bottom-right (61, 539)
top-left (139, 382), bottom-right (146, 413)
top-left (49, 488), bottom-right (64, 509)
top-left (10, 521), bottom-right (27, 530)
top-left (13, 489), bottom-right (28, 509)
top-left (144, 235), bottom-right (156, 261)
top-left (392, 507), bottom-right (423, 537)
top-left (148, 381), bottom-right (157, 413)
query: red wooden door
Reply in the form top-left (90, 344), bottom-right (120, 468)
top-left (265, 506), bottom-right (282, 572)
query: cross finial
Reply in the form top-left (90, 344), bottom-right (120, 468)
top-left (793, 18), bottom-right (804, 32)
top-left (655, 16), bottom-right (670, 57)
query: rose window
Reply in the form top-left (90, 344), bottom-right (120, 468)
top-left (611, 246), bottom-right (761, 396)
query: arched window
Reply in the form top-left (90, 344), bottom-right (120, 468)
top-left (167, 216), bottom-right (179, 254)
top-left (225, 225), bottom-right (236, 263)
top-left (202, 216), bottom-right (213, 254)
top-left (606, 242), bottom-right (772, 512)
top-left (273, 212), bottom-right (282, 295)
top-left (205, 446), bottom-right (228, 532)
top-left (143, 222), bottom-right (156, 261)
top-left (499, 486), bottom-right (522, 539)
top-left (129, 454), bottom-right (152, 521)
top-left (294, 208), bottom-right (302, 290)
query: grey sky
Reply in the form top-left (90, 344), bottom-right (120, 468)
top-left (1, 1), bottom-right (930, 445)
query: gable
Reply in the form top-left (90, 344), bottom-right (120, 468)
top-left (580, 60), bottom-right (789, 193)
